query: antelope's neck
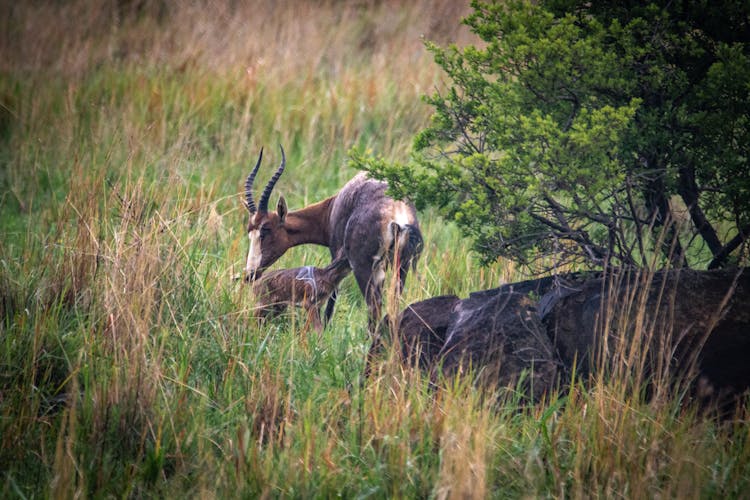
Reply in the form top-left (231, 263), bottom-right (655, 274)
top-left (286, 196), bottom-right (334, 247)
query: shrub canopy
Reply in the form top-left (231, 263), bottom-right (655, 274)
top-left (355, 0), bottom-right (750, 272)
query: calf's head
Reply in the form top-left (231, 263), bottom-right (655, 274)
top-left (244, 145), bottom-right (290, 281)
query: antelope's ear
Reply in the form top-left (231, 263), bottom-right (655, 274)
top-left (277, 195), bottom-right (288, 222)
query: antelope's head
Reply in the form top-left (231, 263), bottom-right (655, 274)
top-left (244, 145), bottom-right (290, 282)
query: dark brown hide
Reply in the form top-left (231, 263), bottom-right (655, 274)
top-left (545, 268), bottom-right (750, 399)
top-left (395, 268), bottom-right (750, 405)
top-left (394, 289), bottom-right (558, 401)
top-left (398, 295), bottom-right (460, 368)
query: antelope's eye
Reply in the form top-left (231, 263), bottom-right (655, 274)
top-left (260, 226), bottom-right (271, 239)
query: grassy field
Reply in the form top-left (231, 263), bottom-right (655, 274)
top-left (1, 1), bottom-right (749, 497)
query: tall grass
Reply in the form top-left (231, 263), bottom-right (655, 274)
top-left (1, 1), bottom-right (749, 497)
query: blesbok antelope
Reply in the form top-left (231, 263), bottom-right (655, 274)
top-left (243, 145), bottom-right (423, 332)
top-left (252, 252), bottom-right (350, 333)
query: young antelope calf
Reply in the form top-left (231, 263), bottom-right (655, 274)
top-left (252, 253), bottom-right (350, 333)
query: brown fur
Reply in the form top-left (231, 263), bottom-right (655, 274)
top-left (246, 171), bottom-right (423, 333)
top-left (252, 254), bottom-right (350, 333)
top-left (244, 147), bottom-right (423, 333)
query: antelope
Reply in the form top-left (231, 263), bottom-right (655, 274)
top-left (243, 145), bottom-right (423, 333)
top-left (252, 251), bottom-right (351, 333)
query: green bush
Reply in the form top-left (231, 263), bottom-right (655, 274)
top-left (356, 0), bottom-right (750, 272)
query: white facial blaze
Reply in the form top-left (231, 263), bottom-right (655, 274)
top-left (246, 229), bottom-right (262, 276)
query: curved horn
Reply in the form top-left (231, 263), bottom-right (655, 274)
top-left (258, 144), bottom-right (286, 213)
top-left (245, 147), bottom-right (263, 213)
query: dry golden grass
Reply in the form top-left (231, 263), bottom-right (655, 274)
top-left (1, 0), bottom-right (470, 77)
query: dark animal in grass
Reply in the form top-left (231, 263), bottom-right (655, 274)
top-left (393, 268), bottom-right (750, 410)
top-left (252, 253), bottom-right (350, 333)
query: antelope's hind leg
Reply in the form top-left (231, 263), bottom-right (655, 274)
top-left (352, 263), bottom-right (385, 336)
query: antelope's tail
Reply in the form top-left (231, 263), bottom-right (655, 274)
top-left (389, 222), bottom-right (424, 283)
